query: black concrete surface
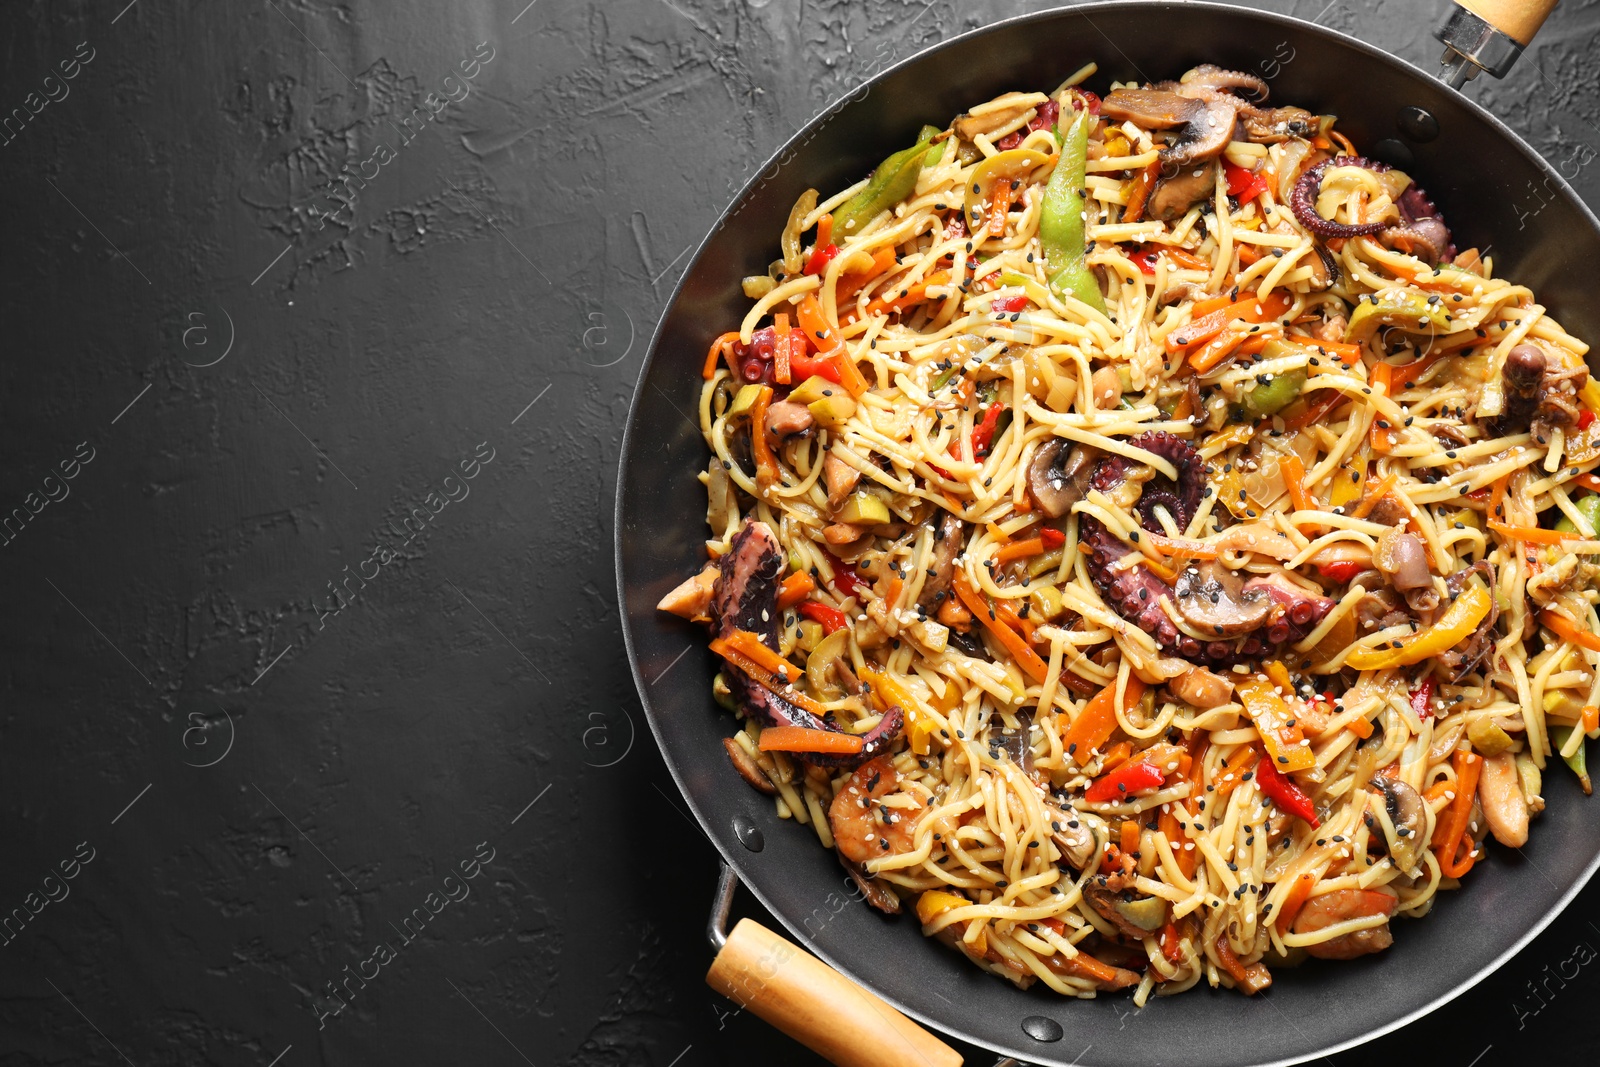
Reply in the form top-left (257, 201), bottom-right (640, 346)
top-left (2, 1), bottom-right (1598, 1065)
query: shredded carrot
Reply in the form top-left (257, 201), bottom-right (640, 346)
top-left (1275, 872), bottom-right (1318, 933)
top-left (1390, 350), bottom-right (1446, 389)
top-left (1190, 294), bottom-right (1233, 318)
top-left (1191, 324), bottom-right (1285, 374)
top-left (839, 246), bottom-right (898, 302)
top-left (712, 630), bottom-right (800, 685)
top-left (1212, 934), bottom-right (1255, 989)
top-left (1143, 531), bottom-right (1220, 560)
top-left (711, 644), bottom-right (832, 719)
top-left (749, 385), bottom-right (779, 487)
top-left (952, 571), bottom-right (1050, 683)
top-left (1307, 340), bottom-right (1362, 366)
top-left (1491, 520), bottom-right (1576, 545)
top-left (1236, 244), bottom-right (1262, 267)
top-left (1052, 949), bottom-right (1122, 985)
top-left (1350, 472), bottom-right (1398, 519)
top-left (703, 331), bottom-right (739, 379)
top-left (1489, 474), bottom-right (1509, 523)
top-left (1542, 609), bottom-right (1600, 653)
top-left (866, 270), bottom-right (951, 317)
top-left (1061, 676), bottom-right (1148, 766)
top-left (1122, 161), bottom-right (1161, 224)
top-left (1119, 819), bottom-right (1140, 855)
top-left (985, 521), bottom-right (1014, 545)
top-left (1158, 919), bottom-right (1186, 964)
top-left (772, 311), bottom-right (792, 385)
top-left (994, 538), bottom-right (1045, 564)
top-left (797, 293), bottom-right (870, 399)
top-left (1584, 704), bottom-right (1600, 734)
top-left (777, 571), bottom-right (815, 610)
top-left (1369, 363), bottom-right (1397, 454)
top-left (991, 597), bottom-right (1037, 645)
top-left (758, 725), bottom-right (865, 756)
top-left (1166, 247), bottom-right (1211, 271)
top-left (1345, 714), bottom-right (1374, 740)
top-left (1212, 747), bottom-right (1258, 799)
top-left (1279, 453), bottom-right (1313, 513)
top-left (1433, 749), bottom-right (1484, 879)
top-left (1330, 130), bottom-right (1357, 156)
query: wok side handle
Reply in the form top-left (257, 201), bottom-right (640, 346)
top-left (1455, 0), bottom-right (1559, 46)
top-left (1438, 0), bottom-right (1559, 85)
top-left (707, 917), bottom-right (965, 1067)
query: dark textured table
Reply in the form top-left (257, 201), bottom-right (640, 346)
top-left (2, 1), bottom-right (1598, 1064)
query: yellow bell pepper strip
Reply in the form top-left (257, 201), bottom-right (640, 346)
top-left (1254, 748), bottom-right (1320, 827)
top-left (796, 294), bottom-right (869, 398)
top-left (1235, 675), bottom-right (1315, 773)
top-left (1541, 608), bottom-right (1600, 653)
top-left (1346, 576), bottom-right (1492, 670)
top-left (915, 890), bottom-right (971, 924)
top-left (952, 570), bottom-right (1050, 683)
top-left (747, 385), bottom-right (779, 487)
top-left (1432, 749), bottom-right (1483, 878)
top-left (710, 630), bottom-right (800, 685)
top-left (860, 665), bottom-right (923, 754)
top-left (1344, 289), bottom-right (1454, 343)
top-left (1061, 676), bottom-right (1149, 766)
top-left (1040, 98), bottom-right (1106, 313)
top-left (758, 725), bottom-right (865, 756)
top-left (832, 125), bottom-right (939, 238)
top-left (776, 571), bottom-right (815, 609)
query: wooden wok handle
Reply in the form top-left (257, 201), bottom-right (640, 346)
top-left (706, 918), bottom-right (964, 1067)
top-left (1454, 0), bottom-right (1560, 45)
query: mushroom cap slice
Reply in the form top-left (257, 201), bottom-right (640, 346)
top-left (1174, 563), bottom-right (1272, 639)
top-left (1365, 775), bottom-right (1427, 871)
top-left (1027, 438), bottom-right (1095, 518)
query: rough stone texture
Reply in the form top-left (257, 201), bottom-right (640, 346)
top-left (0, 0), bottom-right (1597, 1064)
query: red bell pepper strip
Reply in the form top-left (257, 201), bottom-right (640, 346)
top-left (971, 403), bottom-right (1005, 459)
top-left (1130, 246), bottom-right (1159, 275)
top-left (1040, 527), bottom-right (1066, 550)
top-left (823, 550), bottom-right (870, 599)
top-left (1085, 760), bottom-right (1165, 804)
top-left (798, 600), bottom-right (849, 635)
top-left (992, 294), bottom-right (1028, 313)
top-left (1254, 750), bottom-right (1320, 827)
top-left (1410, 676), bottom-right (1436, 722)
top-left (1317, 559), bottom-right (1362, 584)
top-left (1581, 410), bottom-right (1596, 431)
top-left (802, 214), bottom-right (838, 276)
top-left (1223, 159), bottom-right (1269, 204)
top-left (789, 352), bottom-right (842, 384)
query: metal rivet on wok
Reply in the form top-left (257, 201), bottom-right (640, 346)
top-left (1398, 105), bottom-right (1440, 143)
top-left (732, 813), bottom-right (764, 852)
top-left (1021, 1014), bottom-right (1064, 1043)
top-left (1370, 138), bottom-right (1415, 170)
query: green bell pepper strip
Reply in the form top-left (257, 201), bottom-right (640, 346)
top-left (1245, 366), bottom-right (1308, 417)
top-left (1344, 289), bottom-right (1453, 343)
top-left (1552, 724), bottom-right (1592, 794)
top-left (1555, 493), bottom-right (1600, 536)
top-left (1039, 102), bottom-right (1105, 314)
top-left (832, 125), bottom-right (941, 238)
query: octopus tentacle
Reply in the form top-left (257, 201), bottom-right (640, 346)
top-left (1078, 433), bottom-right (1333, 667)
top-left (1290, 156), bottom-right (1389, 239)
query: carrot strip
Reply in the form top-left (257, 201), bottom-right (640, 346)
top-left (1275, 872), bottom-right (1318, 933)
top-left (1212, 747), bottom-right (1258, 799)
top-left (1345, 713), bottom-right (1374, 740)
top-left (1053, 949), bottom-right (1123, 985)
top-left (1122, 161), bottom-right (1161, 224)
top-left (1190, 294), bottom-right (1233, 318)
top-left (777, 571), bottom-right (815, 609)
top-left (1489, 474), bottom-right (1509, 523)
top-left (1542, 609), bottom-right (1600, 653)
top-left (1308, 340), bottom-right (1362, 366)
top-left (1492, 520), bottom-right (1576, 545)
top-left (712, 645), bottom-right (833, 719)
top-left (1584, 704), bottom-right (1600, 734)
top-left (1433, 749), bottom-right (1484, 879)
top-left (839, 246), bottom-right (898, 302)
top-left (1061, 676), bottom-right (1148, 766)
top-left (865, 270), bottom-right (951, 317)
top-left (1349, 472), bottom-right (1397, 519)
top-left (1573, 473), bottom-right (1600, 494)
top-left (759, 725), bottom-right (865, 755)
top-left (1119, 819), bottom-right (1140, 855)
top-left (772, 311), bottom-right (792, 385)
top-left (797, 293), bottom-right (869, 398)
top-left (1279, 453), bottom-right (1313, 513)
top-left (994, 538), bottom-right (1045, 564)
top-left (711, 630), bottom-right (801, 685)
top-left (1282, 390), bottom-right (1346, 431)
top-left (703, 331), bottom-right (739, 379)
top-left (952, 571), bottom-right (1050, 683)
top-left (749, 385), bottom-right (779, 486)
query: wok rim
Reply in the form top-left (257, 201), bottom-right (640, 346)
top-left (613, 3), bottom-right (1600, 1064)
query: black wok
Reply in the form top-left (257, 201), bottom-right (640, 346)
top-left (616, 3), bottom-right (1600, 1065)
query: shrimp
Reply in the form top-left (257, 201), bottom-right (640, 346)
top-left (828, 758), bottom-right (927, 867)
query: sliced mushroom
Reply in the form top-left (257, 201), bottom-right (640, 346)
top-left (1239, 106), bottom-right (1319, 144)
top-left (1047, 806), bottom-right (1099, 870)
top-left (824, 450), bottom-right (861, 511)
top-left (1148, 160), bottom-right (1220, 222)
top-left (1364, 775), bottom-right (1425, 870)
top-left (1174, 564), bottom-right (1272, 639)
top-left (840, 855), bottom-right (902, 915)
top-left (1027, 438), bottom-right (1095, 518)
top-left (1168, 665), bottom-right (1235, 709)
top-left (1084, 883), bottom-right (1170, 939)
top-left (1100, 90), bottom-right (1237, 169)
top-left (952, 91), bottom-right (1045, 142)
top-left (1478, 751), bottom-right (1530, 847)
top-left (997, 708), bottom-right (1035, 772)
top-left (722, 737), bottom-right (776, 795)
top-left (917, 513), bottom-right (965, 609)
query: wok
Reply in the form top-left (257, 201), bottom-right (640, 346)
top-left (616, 2), bottom-right (1598, 1064)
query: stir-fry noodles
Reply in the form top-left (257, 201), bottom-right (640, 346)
top-left (657, 63), bottom-right (1600, 1001)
